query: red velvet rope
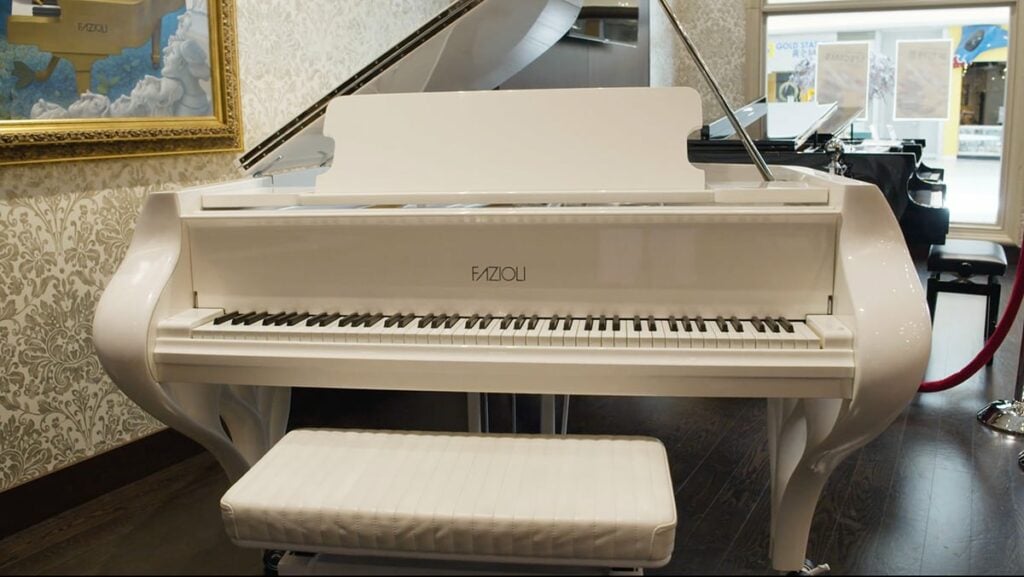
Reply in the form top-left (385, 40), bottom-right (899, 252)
top-left (919, 240), bottom-right (1024, 393)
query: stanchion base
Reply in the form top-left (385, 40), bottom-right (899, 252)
top-left (977, 400), bottom-right (1024, 435)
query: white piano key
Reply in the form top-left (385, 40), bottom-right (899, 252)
top-left (792, 322), bottom-right (819, 350)
top-left (727, 321), bottom-right (747, 349)
top-left (513, 319), bottom-right (531, 347)
top-left (618, 319), bottom-right (634, 348)
top-left (739, 322), bottom-right (758, 349)
top-left (651, 320), bottom-right (670, 349)
top-left (600, 319), bottom-right (616, 348)
top-left (450, 318), bottom-right (472, 345)
top-left (526, 319), bottom-right (544, 347)
top-left (707, 323), bottom-right (727, 349)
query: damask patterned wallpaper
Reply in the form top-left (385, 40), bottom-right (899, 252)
top-left (0, 0), bottom-right (450, 492)
top-left (651, 0), bottom-right (749, 122)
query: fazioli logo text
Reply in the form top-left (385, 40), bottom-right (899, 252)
top-left (472, 266), bottom-right (526, 283)
top-left (78, 22), bottom-right (109, 33)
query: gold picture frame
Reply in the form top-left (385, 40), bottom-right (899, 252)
top-left (0, 0), bottom-right (242, 166)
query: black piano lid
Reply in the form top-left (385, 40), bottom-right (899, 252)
top-left (698, 98), bottom-right (860, 153)
top-left (238, 0), bottom-right (583, 177)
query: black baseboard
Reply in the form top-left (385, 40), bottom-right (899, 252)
top-left (0, 429), bottom-right (203, 539)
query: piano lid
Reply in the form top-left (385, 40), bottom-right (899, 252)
top-left (239, 0), bottom-right (583, 177)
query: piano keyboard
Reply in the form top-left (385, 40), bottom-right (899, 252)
top-left (160, 309), bottom-right (852, 350)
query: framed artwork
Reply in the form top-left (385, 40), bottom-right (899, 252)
top-left (0, 0), bottom-right (241, 166)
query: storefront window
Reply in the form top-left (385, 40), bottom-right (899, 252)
top-left (765, 7), bottom-right (1012, 225)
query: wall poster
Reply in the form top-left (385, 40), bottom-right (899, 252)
top-left (815, 41), bottom-right (870, 118)
top-left (894, 39), bottom-right (953, 121)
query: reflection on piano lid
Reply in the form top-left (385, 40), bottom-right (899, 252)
top-left (239, 0), bottom-right (585, 177)
top-left (690, 97), bottom-right (950, 245)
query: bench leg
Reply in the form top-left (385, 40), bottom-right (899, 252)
top-left (987, 277), bottom-right (1001, 343)
top-left (926, 275), bottom-right (939, 322)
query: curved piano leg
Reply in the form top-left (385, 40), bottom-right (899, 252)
top-left (220, 386), bottom-right (292, 464)
top-left (768, 398), bottom-right (855, 572)
top-left (160, 382), bottom-right (252, 481)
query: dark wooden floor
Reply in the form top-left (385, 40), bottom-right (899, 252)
top-left (2, 263), bottom-right (1024, 575)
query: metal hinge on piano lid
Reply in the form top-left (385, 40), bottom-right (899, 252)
top-left (234, 0), bottom-right (583, 180)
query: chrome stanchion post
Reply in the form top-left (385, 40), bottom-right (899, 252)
top-left (977, 322), bottom-right (1024, 436)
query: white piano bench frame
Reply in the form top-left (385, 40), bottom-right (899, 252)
top-left (220, 430), bottom-right (677, 576)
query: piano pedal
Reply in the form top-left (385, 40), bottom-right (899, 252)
top-left (788, 559), bottom-right (831, 576)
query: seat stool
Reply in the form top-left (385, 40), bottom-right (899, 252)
top-left (926, 240), bottom-right (1008, 354)
top-left (221, 429), bottom-right (677, 575)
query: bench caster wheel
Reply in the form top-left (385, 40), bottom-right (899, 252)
top-left (787, 559), bottom-right (831, 575)
top-left (262, 549), bottom-right (285, 576)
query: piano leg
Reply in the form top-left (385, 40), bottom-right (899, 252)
top-left (767, 398), bottom-right (851, 573)
top-left (163, 382), bottom-right (252, 481)
top-left (467, 393), bottom-right (483, 433)
top-left (221, 386), bottom-right (292, 465)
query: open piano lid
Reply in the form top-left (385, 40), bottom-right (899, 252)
top-left (238, 0), bottom-right (583, 177)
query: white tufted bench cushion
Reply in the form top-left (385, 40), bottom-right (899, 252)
top-left (220, 429), bottom-right (677, 568)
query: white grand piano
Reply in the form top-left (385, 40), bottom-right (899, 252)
top-left (93, 0), bottom-right (931, 572)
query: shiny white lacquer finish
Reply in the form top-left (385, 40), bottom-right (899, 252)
top-left (316, 87), bottom-right (706, 202)
top-left (94, 89), bottom-right (931, 572)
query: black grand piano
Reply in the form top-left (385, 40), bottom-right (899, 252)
top-left (689, 98), bottom-right (951, 246)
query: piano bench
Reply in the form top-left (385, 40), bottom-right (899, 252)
top-left (926, 240), bottom-right (1008, 352)
top-left (221, 429), bottom-right (677, 575)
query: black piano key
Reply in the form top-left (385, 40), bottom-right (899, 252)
top-left (479, 314), bottom-right (494, 330)
top-left (231, 312), bottom-right (257, 325)
top-left (598, 316), bottom-right (607, 331)
top-left (613, 316), bottom-right (621, 332)
top-left (729, 316), bottom-right (743, 332)
top-left (306, 313), bottom-right (329, 326)
top-left (273, 312), bottom-right (300, 326)
top-left (214, 311), bottom-right (242, 325)
top-left (243, 312), bottom-right (271, 326)
top-left (286, 313), bottom-right (312, 326)
top-left (648, 316), bottom-right (657, 332)
top-left (364, 313), bottom-right (385, 328)
top-left (751, 317), bottom-right (765, 332)
top-left (695, 316), bottom-right (707, 332)
top-left (431, 314), bottom-right (448, 329)
top-left (633, 316), bottom-right (642, 332)
top-left (584, 316), bottom-right (594, 331)
top-left (338, 313), bottom-right (362, 327)
top-left (668, 316), bottom-right (679, 332)
top-left (765, 318), bottom-right (780, 333)
top-left (501, 315), bottom-right (515, 330)
top-left (418, 314), bottom-right (436, 329)
top-left (466, 314), bottom-right (481, 330)
top-left (563, 316), bottom-right (575, 331)
top-left (514, 315), bottom-right (527, 330)
top-left (715, 316), bottom-right (729, 332)
top-left (384, 314), bottom-right (403, 328)
top-left (528, 315), bottom-right (539, 331)
top-left (445, 315), bottom-right (461, 329)
top-left (262, 312), bottom-right (289, 326)
top-left (398, 314), bottom-right (417, 328)
top-left (318, 313), bottom-right (342, 327)
top-left (778, 318), bottom-right (794, 333)
top-left (681, 316), bottom-right (693, 332)
top-left (549, 315), bottom-right (561, 331)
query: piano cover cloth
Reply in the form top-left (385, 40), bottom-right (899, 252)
top-left (221, 429), bottom-right (677, 567)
